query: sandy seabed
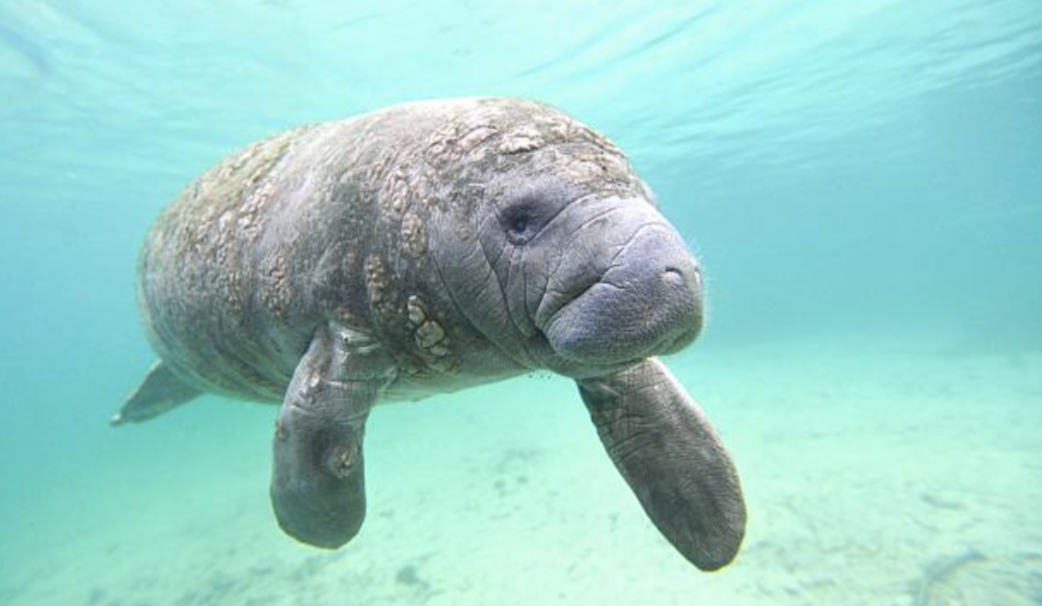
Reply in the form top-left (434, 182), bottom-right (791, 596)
top-left (4, 335), bottom-right (1041, 606)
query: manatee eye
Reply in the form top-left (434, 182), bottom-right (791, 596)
top-left (501, 201), bottom-right (541, 245)
top-left (497, 180), bottom-right (576, 245)
top-left (510, 215), bottom-right (529, 234)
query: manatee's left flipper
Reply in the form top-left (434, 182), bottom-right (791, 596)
top-left (271, 322), bottom-right (396, 549)
top-left (577, 358), bottom-right (746, 571)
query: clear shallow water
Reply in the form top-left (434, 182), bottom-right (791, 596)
top-left (1, 1), bottom-right (1040, 605)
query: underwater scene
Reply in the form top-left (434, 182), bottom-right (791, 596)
top-left (1, 1), bottom-right (1041, 604)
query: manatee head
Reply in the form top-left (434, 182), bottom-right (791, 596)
top-left (427, 100), bottom-right (702, 378)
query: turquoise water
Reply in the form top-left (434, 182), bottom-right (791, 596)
top-left (2, 1), bottom-right (1041, 604)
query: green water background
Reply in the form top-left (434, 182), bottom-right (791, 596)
top-left (1, 1), bottom-right (1040, 604)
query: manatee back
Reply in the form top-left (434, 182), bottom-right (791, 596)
top-left (137, 98), bottom-right (575, 403)
top-left (138, 122), bottom-right (375, 401)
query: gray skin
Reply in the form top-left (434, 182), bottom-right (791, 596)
top-left (113, 97), bottom-right (746, 571)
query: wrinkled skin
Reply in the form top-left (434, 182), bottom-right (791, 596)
top-left (116, 98), bottom-right (746, 571)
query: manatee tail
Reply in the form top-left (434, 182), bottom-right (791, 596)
top-left (111, 360), bottom-right (202, 426)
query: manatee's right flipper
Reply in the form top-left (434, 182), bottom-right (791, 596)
top-left (271, 322), bottom-right (396, 549)
top-left (111, 360), bottom-right (202, 426)
top-left (577, 358), bottom-right (746, 571)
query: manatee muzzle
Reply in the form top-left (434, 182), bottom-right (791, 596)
top-left (543, 225), bottom-right (703, 366)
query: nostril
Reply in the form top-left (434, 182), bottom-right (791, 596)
top-left (661, 267), bottom-right (685, 287)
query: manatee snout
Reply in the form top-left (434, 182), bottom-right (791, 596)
top-left (541, 200), bottom-right (703, 367)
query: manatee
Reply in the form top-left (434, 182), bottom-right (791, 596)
top-left (114, 97), bottom-right (746, 571)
